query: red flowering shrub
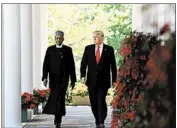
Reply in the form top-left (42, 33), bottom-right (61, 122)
top-left (112, 31), bottom-right (158, 127)
top-left (112, 23), bottom-right (175, 128)
top-left (33, 88), bottom-right (50, 105)
top-left (134, 31), bottom-right (176, 128)
top-left (21, 92), bottom-right (36, 109)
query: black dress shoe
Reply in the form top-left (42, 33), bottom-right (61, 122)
top-left (96, 124), bottom-right (100, 128)
top-left (99, 124), bottom-right (105, 128)
top-left (55, 124), bottom-right (61, 128)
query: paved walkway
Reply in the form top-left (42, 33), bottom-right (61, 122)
top-left (24, 106), bottom-right (112, 128)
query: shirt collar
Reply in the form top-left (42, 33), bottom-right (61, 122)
top-left (96, 43), bottom-right (104, 48)
top-left (56, 44), bottom-right (63, 48)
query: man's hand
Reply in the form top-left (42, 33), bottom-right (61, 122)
top-left (113, 82), bottom-right (117, 86)
top-left (43, 79), bottom-right (47, 87)
top-left (81, 77), bottom-right (86, 84)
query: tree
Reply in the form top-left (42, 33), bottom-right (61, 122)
top-left (48, 4), bottom-right (132, 78)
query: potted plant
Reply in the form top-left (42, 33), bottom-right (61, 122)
top-left (33, 88), bottom-right (50, 114)
top-left (71, 82), bottom-right (90, 105)
top-left (21, 92), bottom-right (36, 122)
top-left (71, 83), bottom-right (115, 106)
top-left (39, 88), bottom-right (50, 108)
top-left (33, 89), bottom-right (41, 114)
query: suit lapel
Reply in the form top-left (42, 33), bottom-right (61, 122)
top-left (91, 45), bottom-right (97, 65)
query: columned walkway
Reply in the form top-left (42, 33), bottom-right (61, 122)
top-left (1, 3), bottom-right (174, 127)
top-left (2, 4), bottom-right (48, 127)
top-left (24, 106), bottom-right (112, 128)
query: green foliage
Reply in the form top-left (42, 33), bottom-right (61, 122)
top-left (99, 4), bottom-right (132, 67)
top-left (48, 4), bottom-right (132, 78)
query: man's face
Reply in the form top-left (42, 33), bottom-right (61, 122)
top-left (55, 35), bottom-right (64, 45)
top-left (93, 34), bottom-right (103, 45)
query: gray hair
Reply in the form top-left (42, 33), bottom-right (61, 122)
top-left (55, 30), bottom-right (64, 36)
top-left (93, 30), bottom-right (104, 37)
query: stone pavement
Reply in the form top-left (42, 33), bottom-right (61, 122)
top-left (23, 106), bottom-right (112, 128)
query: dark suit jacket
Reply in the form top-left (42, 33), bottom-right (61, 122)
top-left (80, 44), bottom-right (117, 88)
top-left (42, 45), bottom-right (76, 88)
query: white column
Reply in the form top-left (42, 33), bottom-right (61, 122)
top-left (158, 4), bottom-right (175, 31)
top-left (132, 4), bottom-right (143, 32)
top-left (2, 4), bottom-right (21, 127)
top-left (20, 4), bottom-right (33, 94)
top-left (40, 4), bottom-right (48, 67)
top-left (152, 4), bottom-right (158, 35)
top-left (20, 4), bottom-right (33, 120)
top-left (169, 4), bottom-right (176, 32)
top-left (32, 4), bottom-right (42, 89)
top-left (141, 4), bottom-right (158, 34)
top-left (40, 4), bottom-right (49, 88)
top-left (32, 4), bottom-right (48, 89)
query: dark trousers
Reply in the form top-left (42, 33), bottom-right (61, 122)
top-left (88, 87), bottom-right (108, 125)
top-left (54, 114), bottom-right (62, 124)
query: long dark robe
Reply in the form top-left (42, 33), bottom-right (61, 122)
top-left (42, 45), bottom-right (76, 116)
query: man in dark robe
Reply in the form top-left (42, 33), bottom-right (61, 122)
top-left (80, 30), bottom-right (117, 128)
top-left (42, 30), bottom-right (76, 128)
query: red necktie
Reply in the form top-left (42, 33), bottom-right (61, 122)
top-left (96, 45), bottom-right (100, 64)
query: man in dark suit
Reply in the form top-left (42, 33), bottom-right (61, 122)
top-left (80, 30), bottom-right (117, 128)
top-left (42, 30), bottom-right (76, 128)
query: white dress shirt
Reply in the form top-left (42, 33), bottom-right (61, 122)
top-left (95, 43), bottom-right (104, 57)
